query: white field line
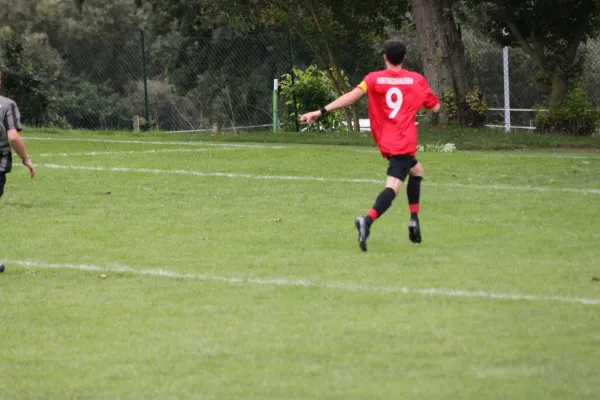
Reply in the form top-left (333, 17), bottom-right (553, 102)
top-left (22, 136), bottom-right (289, 149)
top-left (39, 163), bottom-right (600, 195)
top-left (24, 136), bottom-right (600, 160)
top-left (6, 259), bottom-right (599, 306)
top-left (35, 148), bottom-right (252, 157)
top-left (347, 148), bottom-right (600, 160)
top-left (506, 153), bottom-right (600, 160)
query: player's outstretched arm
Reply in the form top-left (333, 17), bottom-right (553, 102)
top-left (301, 88), bottom-right (365, 126)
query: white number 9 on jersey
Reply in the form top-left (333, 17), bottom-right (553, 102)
top-left (386, 87), bottom-right (403, 119)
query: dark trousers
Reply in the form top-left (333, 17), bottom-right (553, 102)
top-left (0, 173), bottom-right (5, 199)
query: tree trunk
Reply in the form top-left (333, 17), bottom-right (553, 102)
top-left (304, 38), bottom-right (354, 130)
top-left (411, 0), bottom-right (472, 123)
top-left (548, 71), bottom-right (568, 110)
top-left (326, 67), bottom-right (354, 131)
top-left (327, 48), bottom-right (357, 132)
top-left (307, 0), bottom-right (354, 131)
top-left (441, 0), bottom-right (471, 97)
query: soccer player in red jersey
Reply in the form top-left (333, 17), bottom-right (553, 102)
top-left (301, 40), bottom-right (440, 251)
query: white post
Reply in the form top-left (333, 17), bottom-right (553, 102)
top-left (273, 79), bottom-right (279, 134)
top-left (503, 47), bottom-right (511, 132)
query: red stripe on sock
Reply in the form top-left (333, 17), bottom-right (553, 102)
top-left (367, 209), bottom-right (379, 221)
top-left (409, 203), bottom-right (420, 214)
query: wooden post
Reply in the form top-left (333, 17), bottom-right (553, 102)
top-left (133, 116), bottom-right (140, 132)
top-left (212, 123), bottom-right (221, 134)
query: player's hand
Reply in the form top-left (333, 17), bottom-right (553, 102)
top-left (300, 111), bottom-right (322, 126)
top-left (22, 158), bottom-right (36, 179)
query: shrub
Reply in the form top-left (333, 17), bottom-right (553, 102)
top-left (57, 80), bottom-right (133, 130)
top-left (441, 86), bottom-right (488, 127)
top-left (535, 87), bottom-right (600, 136)
top-left (280, 66), bottom-right (347, 132)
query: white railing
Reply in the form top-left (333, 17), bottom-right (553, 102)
top-left (485, 47), bottom-right (549, 132)
top-left (486, 108), bottom-right (546, 131)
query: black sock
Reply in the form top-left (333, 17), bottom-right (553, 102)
top-left (369, 187), bottom-right (396, 223)
top-left (407, 176), bottom-right (422, 219)
top-left (407, 176), bottom-right (422, 204)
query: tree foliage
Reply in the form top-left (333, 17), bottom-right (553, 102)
top-left (247, 0), bottom-right (408, 130)
top-left (0, 30), bottom-right (65, 126)
top-left (410, 0), bottom-right (474, 124)
top-left (141, 0), bottom-right (407, 130)
top-left (464, 0), bottom-right (600, 108)
top-left (0, 0), bottom-right (598, 133)
top-left (0, 0), bottom-right (152, 129)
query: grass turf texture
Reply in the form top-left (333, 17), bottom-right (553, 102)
top-left (1, 130), bottom-right (599, 399)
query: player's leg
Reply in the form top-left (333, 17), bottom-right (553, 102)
top-left (0, 151), bottom-right (11, 200)
top-left (365, 175), bottom-right (403, 224)
top-left (0, 172), bottom-right (6, 199)
top-left (355, 155), bottom-right (411, 252)
top-left (407, 160), bottom-right (424, 243)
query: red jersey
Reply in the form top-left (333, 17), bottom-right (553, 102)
top-left (358, 69), bottom-right (439, 157)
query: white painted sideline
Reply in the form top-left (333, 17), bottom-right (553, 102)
top-left (506, 153), bottom-right (600, 160)
top-left (25, 136), bottom-right (600, 160)
top-left (39, 163), bottom-right (600, 195)
top-left (23, 136), bottom-right (288, 149)
top-left (350, 148), bottom-right (600, 160)
top-left (35, 147), bottom-right (600, 161)
top-left (6, 259), bottom-right (599, 306)
top-left (35, 148), bottom-right (260, 157)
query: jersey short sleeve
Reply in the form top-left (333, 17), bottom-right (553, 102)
top-left (419, 78), bottom-right (439, 109)
top-left (357, 72), bottom-right (376, 93)
top-left (4, 102), bottom-right (22, 131)
top-left (357, 81), bottom-right (368, 93)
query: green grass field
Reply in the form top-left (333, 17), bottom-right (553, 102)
top-left (1, 130), bottom-right (599, 399)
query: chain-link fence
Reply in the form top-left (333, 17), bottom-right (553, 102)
top-left (21, 30), bottom-right (323, 132)
top-left (140, 31), bottom-right (317, 132)
top-left (1, 28), bottom-right (599, 132)
top-left (465, 31), bottom-right (600, 130)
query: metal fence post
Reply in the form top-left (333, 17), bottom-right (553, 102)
top-left (503, 46), bottom-right (511, 132)
top-left (140, 28), bottom-right (150, 131)
top-left (273, 79), bottom-right (279, 134)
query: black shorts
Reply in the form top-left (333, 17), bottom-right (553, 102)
top-left (387, 154), bottom-right (418, 181)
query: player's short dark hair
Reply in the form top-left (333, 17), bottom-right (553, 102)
top-left (383, 40), bottom-right (407, 66)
